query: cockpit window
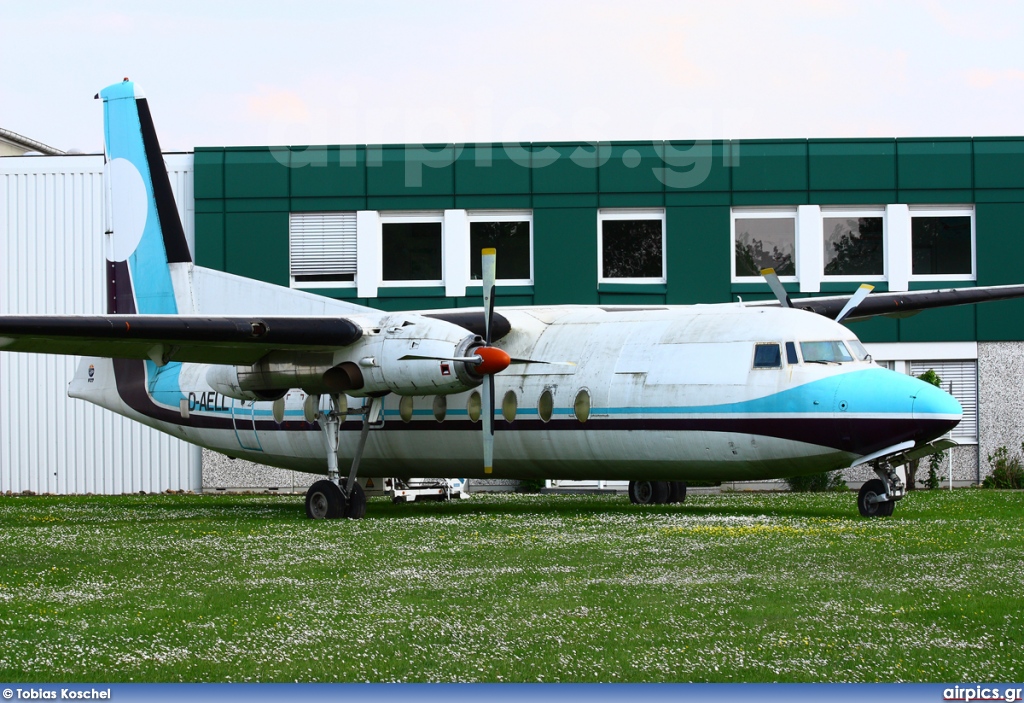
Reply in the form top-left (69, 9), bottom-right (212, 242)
top-left (753, 343), bottom-right (782, 369)
top-left (847, 339), bottom-right (870, 361)
top-left (785, 341), bottom-right (799, 364)
top-left (800, 340), bottom-right (853, 364)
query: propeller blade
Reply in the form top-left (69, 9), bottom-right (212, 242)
top-left (482, 248), bottom-right (496, 344)
top-left (482, 373), bottom-right (494, 474)
top-left (835, 283), bottom-right (875, 323)
top-left (760, 268), bottom-right (792, 308)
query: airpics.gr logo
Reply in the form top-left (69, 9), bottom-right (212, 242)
top-left (944, 686), bottom-right (1024, 702)
top-left (87, 364), bottom-right (95, 382)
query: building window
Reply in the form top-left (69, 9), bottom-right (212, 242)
top-left (380, 214), bottom-right (443, 284)
top-left (910, 360), bottom-right (978, 442)
top-left (289, 212), bottom-right (357, 287)
top-left (732, 210), bottom-right (796, 279)
top-left (598, 210), bottom-right (665, 283)
top-left (468, 211), bottom-right (533, 284)
top-left (822, 209), bottom-right (885, 278)
top-left (910, 207), bottom-right (974, 280)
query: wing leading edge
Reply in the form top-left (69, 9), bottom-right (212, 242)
top-left (0, 315), bottom-right (363, 366)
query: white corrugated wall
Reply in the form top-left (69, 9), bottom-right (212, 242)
top-left (0, 153), bottom-right (201, 494)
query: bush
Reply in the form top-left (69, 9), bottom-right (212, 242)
top-left (983, 444), bottom-right (1024, 489)
top-left (785, 470), bottom-right (848, 492)
top-left (516, 478), bottom-right (547, 493)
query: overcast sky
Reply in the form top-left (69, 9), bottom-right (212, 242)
top-left (3, 1), bottom-right (1023, 153)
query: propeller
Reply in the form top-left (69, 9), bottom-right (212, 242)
top-left (834, 283), bottom-right (875, 324)
top-left (759, 269), bottom-right (874, 323)
top-left (481, 247), bottom-right (498, 474)
top-left (759, 268), bottom-right (792, 308)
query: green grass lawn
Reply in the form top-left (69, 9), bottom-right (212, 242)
top-left (0, 490), bottom-right (1021, 683)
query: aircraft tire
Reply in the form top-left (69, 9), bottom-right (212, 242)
top-left (629, 480), bottom-right (670, 505)
top-left (345, 482), bottom-right (367, 520)
top-left (667, 481), bottom-right (687, 504)
top-left (306, 479), bottom-right (346, 519)
top-left (857, 479), bottom-right (893, 518)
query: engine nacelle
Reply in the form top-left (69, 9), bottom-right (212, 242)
top-left (206, 313), bottom-right (487, 400)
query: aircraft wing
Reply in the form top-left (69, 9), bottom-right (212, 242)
top-left (0, 315), bottom-right (363, 366)
top-left (755, 283), bottom-right (1024, 322)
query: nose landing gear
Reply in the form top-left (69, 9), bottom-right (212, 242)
top-left (857, 461), bottom-right (905, 518)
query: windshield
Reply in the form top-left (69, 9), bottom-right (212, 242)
top-left (800, 340), bottom-right (854, 364)
top-left (846, 339), bottom-right (870, 361)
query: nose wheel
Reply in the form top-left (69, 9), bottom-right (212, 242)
top-left (857, 461), bottom-right (904, 518)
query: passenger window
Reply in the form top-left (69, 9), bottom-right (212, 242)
top-left (785, 341), bottom-right (799, 364)
top-left (538, 389), bottom-right (553, 423)
top-left (753, 343), bottom-right (782, 369)
top-left (502, 390), bottom-right (518, 423)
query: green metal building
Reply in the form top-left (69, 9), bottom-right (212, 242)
top-left (192, 136), bottom-right (1024, 486)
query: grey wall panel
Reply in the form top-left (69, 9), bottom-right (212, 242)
top-left (1, 154), bottom-right (200, 494)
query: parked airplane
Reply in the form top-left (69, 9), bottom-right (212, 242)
top-left (3, 80), bottom-right (1024, 519)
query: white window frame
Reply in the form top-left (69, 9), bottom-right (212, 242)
top-left (288, 212), bottom-right (358, 290)
top-left (379, 211), bottom-right (445, 287)
top-left (466, 210), bottom-right (534, 287)
top-left (821, 206), bottom-right (887, 283)
top-left (597, 208), bottom-right (666, 285)
top-left (731, 207), bottom-right (798, 283)
top-left (908, 205), bottom-right (976, 283)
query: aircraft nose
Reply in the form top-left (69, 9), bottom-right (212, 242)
top-left (911, 378), bottom-right (962, 444)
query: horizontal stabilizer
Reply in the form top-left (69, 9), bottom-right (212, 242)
top-left (0, 315), bottom-right (363, 366)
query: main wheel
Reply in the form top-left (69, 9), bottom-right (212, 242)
top-left (667, 481), bottom-right (687, 504)
top-left (857, 478), bottom-right (894, 518)
top-left (345, 482), bottom-right (367, 520)
top-left (629, 480), bottom-right (670, 505)
top-left (306, 479), bottom-right (346, 519)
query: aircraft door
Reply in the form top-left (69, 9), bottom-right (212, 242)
top-left (231, 398), bottom-right (264, 452)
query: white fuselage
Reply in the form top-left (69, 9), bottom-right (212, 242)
top-left (68, 303), bottom-right (962, 483)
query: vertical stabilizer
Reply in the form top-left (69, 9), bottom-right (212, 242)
top-left (98, 79), bottom-right (191, 314)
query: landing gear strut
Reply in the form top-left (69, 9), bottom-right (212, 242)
top-left (305, 394), bottom-right (383, 520)
top-left (857, 461), bottom-right (905, 518)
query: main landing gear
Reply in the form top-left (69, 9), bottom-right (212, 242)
top-left (305, 394), bottom-right (383, 520)
top-left (628, 480), bottom-right (687, 505)
top-left (857, 460), bottom-right (905, 518)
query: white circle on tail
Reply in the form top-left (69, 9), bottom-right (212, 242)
top-left (106, 157), bottom-right (148, 262)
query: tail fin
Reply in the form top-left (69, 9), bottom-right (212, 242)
top-left (98, 79), bottom-right (191, 314)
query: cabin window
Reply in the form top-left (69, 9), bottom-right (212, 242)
top-left (910, 208), bottom-right (974, 280)
top-left (469, 212), bottom-right (533, 283)
top-left (822, 209), bottom-right (885, 279)
top-left (432, 395), bottom-right (447, 422)
top-left (289, 212), bottom-right (357, 287)
top-left (399, 395), bottom-right (414, 422)
top-left (467, 391), bottom-right (481, 423)
top-left (800, 341), bottom-right (854, 364)
top-left (753, 343), bottom-right (782, 369)
top-left (502, 390), bottom-right (518, 423)
top-left (574, 389), bottom-right (591, 423)
top-left (785, 342), bottom-right (799, 364)
top-left (732, 210), bottom-right (797, 279)
top-left (597, 209), bottom-right (666, 283)
top-left (380, 214), bottom-right (444, 284)
top-left (538, 389), bottom-right (554, 423)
